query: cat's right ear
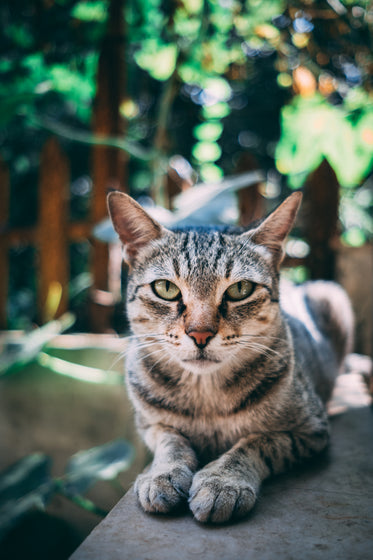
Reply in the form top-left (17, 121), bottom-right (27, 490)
top-left (245, 191), bottom-right (302, 268)
top-left (107, 191), bottom-right (164, 264)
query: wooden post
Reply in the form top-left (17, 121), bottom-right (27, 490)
top-left (91, 0), bottom-right (127, 293)
top-left (303, 159), bottom-right (340, 280)
top-left (0, 157), bottom-right (9, 329)
top-left (37, 138), bottom-right (69, 323)
top-left (89, 0), bottom-right (127, 332)
top-left (236, 153), bottom-right (264, 227)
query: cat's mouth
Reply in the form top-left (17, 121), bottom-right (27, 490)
top-left (182, 352), bottom-right (221, 365)
top-left (181, 354), bottom-right (222, 373)
top-left (183, 357), bottom-right (221, 363)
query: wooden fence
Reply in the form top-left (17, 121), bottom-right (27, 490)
top-left (0, 141), bottom-right (341, 333)
top-left (0, 137), bottom-right (118, 331)
top-left (0, 0), bottom-right (342, 334)
top-left (0, 0), bottom-right (129, 332)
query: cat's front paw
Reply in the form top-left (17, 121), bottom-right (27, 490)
top-left (189, 469), bottom-right (257, 523)
top-left (135, 465), bottom-right (193, 514)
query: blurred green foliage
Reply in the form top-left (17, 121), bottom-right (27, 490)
top-left (276, 91), bottom-right (373, 189)
top-left (1, 0), bottom-right (372, 204)
top-left (0, 1), bottom-right (106, 127)
top-left (0, 440), bottom-right (134, 540)
top-left (1, 0), bottom-right (373, 328)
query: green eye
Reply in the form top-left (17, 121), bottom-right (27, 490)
top-left (152, 280), bottom-right (181, 301)
top-left (225, 280), bottom-right (254, 301)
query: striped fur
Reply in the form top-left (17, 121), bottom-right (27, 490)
top-left (108, 191), bottom-right (354, 523)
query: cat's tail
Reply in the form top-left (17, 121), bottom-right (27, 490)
top-left (303, 281), bottom-right (354, 368)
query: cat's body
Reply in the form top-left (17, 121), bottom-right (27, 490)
top-left (108, 191), bottom-right (354, 523)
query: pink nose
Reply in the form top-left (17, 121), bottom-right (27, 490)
top-left (187, 330), bottom-right (215, 349)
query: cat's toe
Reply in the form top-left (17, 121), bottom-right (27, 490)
top-left (189, 475), bottom-right (256, 523)
top-left (135, 466), bottom-right (193, 514)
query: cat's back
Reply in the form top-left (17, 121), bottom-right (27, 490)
top-left (280, 279), bottom-right (354, 402)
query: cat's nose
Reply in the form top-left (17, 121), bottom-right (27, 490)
top-left (187, 330), bottom-right (215, 349)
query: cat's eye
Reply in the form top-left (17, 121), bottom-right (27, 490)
top-left (225, 280), bottom-right (254, 301)
top-left (152, 279), bottom-right (181, 301)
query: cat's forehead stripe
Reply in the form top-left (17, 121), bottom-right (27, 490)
top-left (181, 230), bottom-right (229, 273)
top-left (172, 257), bottom-right (180, 277)
top-left (132, 228), bottom-right (274, 291)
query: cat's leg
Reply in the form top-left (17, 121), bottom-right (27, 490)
top-left (189, 425), bottom-right (329, 523)
top-left (135, 425), bottom-right (198, 514)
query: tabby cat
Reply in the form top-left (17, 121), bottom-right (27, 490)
top-left (108, 190), bottom-right (353, 524)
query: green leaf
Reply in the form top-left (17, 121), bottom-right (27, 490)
top-left (192, 141), bottom-right (222, 162)
top-left (210, 8), bottom-right (234, 34)
top-left (193, 121), bottom-right (223, 141)
top-left (37, 352), bottom-right (122, 385)
top-left (174, 11), bottom-right (201, 39)
top-left (202, 77), bottom-right (231, 102)
top-left (71, 0), bottom-right (109, 22)
top-left (178, 61), bottom-right (205, 85)
top-left (276, 94), bottom-right (373, 188)
top-left (62, 440), bottom-right (134, 497)
top-left (342, 227), bottom-right (366, 247)
top-left (282, 266), bottom-right (309, 285)
top-left (0, 94), bottom-right (37, 125)
top-left (61, 493), bottom-right (108, 517)
top-left (49, 65), bottom-right (94, 98)
top-left (200, 38), bottom-right (233, 74)
top-left (135, 43), bottom-right (178, 81)
top-left (0, 454), bottom-right (51, 504)
top-left (69, 272), bottom-right (93, 300)
top-left (199, 163), bottom-right (224, 182)
top-left (202, 102), bottom-right (230, 119)
top-left (5, 23), bottom-right (34, 49)
top-left (0, 313), bottom-right (76, 376)
top-left (0, 454), bottom-right (54, 538)
top-left (181, 0), bottom-right (203, 14)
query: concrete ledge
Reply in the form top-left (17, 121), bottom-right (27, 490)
top-left (71, 373), bottom-right (373, 560)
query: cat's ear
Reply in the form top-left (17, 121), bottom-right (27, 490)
top-left (247, 192), bottom-right (302, 266)
top-left (107, 191), bottom-right (165, 264)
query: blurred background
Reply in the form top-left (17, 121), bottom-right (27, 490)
top-left (0, 0), bottom-right (372, 558)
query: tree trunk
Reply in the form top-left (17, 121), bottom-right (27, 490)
top-left (303, 159), bottom-right (340, 280)
top-left (90, 0), bottom-right (127, 331)
top-left (0, 158), bottom-right (9, 328)
top-left (236, 153), bottom-right (264, 227)
top-left (38, 138), bottom-right (69, 323)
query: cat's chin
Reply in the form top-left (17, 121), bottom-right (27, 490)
top-left (181, 357), bottom-right (222, 374)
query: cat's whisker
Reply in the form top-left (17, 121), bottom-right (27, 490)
top-left (140, 349), bottom-right (173, 373)
top-left (224, 334), bottom-right (282, 356)
top-left (109, 352), bottom-right (128, 370)
top-left (133, 347), bottom-right (168, 362)
top-left (237, 335), bottom-right (284, 354)
top-left (109, 339), bottom-right (166, 370)
top-left (253, 345), bottom-right (281, 358)
top-left (125, 333), bottom-right (164, 340)
top-left (239, 334), bottom-right (284, 343)
top-left (124, 337), bottom-right (165, 352)
top-left (236, 340), bottom-right (282, 358)
top-left (133, 340), bottom-right (165, 350)
top-left (138, 348), bottom-right (168, 362)
top-left (108, 333), bottom-right (165, 365)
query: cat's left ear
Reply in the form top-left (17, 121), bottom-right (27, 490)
top-left (246, 192), bottom-right (302, 267)
top-left (107, 191), bottom-right (165, 264)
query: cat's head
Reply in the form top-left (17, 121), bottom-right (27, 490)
top-left (107, 191), bottom-right (301, 374)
